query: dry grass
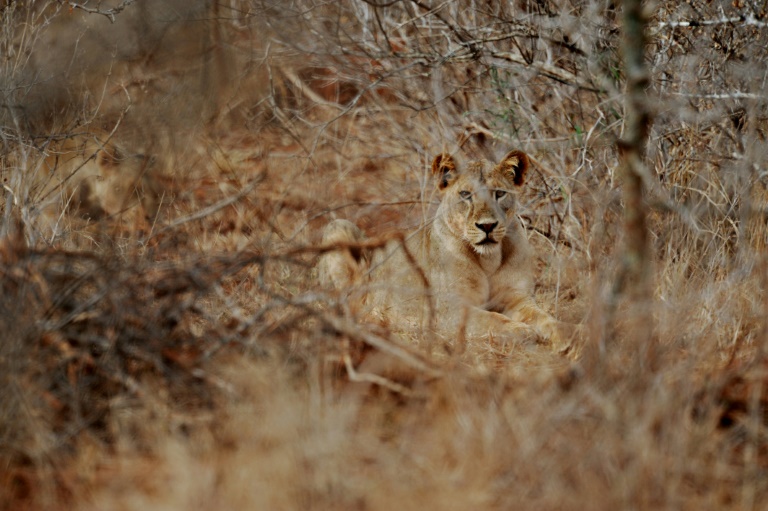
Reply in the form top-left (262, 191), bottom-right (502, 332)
top-left (1, 1), bottom-right (768, 509)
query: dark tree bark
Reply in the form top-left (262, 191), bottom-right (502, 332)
top-left (620, 0), bottom-right (651, 276)
top-left (615, 0), bottom-right (654, 360)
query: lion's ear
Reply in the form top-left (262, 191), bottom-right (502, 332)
top-left (498, 150), bottom-right (529, 186)
top-left (432, 154), bottom-right (458, 190)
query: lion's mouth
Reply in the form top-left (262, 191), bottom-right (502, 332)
top-left (477, 237), bottom-right (497, 245)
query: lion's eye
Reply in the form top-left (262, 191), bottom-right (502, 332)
top-left (459, 190), bottom-right (472, 201)
top-left (495, 190), bottom-right (507, 200)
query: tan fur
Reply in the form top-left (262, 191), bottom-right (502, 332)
top-left (320, 150), bottom-right (566, 351)
top-left (33, 136), bottom-right (160, 237)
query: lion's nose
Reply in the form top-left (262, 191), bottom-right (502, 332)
top-left (476, 221), bottom-right (498, 234)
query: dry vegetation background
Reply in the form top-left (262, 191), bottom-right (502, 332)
top-left (1, 0), bottom-right (768, 509)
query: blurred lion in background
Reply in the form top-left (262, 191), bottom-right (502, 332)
top-left (29, 135), bottom-right (160, 240)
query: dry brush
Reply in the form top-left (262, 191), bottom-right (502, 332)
top-left (1, 1), bottom-right (767, 510)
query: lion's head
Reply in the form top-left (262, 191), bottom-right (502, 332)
top-left (431, 150), bottom-right (529, 256)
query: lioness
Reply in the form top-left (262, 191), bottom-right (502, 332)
top-left (31, 136), bottom-right (160, 239)
top-left (319, 150), bottom-right (566, 351)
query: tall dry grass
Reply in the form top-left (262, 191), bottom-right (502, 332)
top-left (1, 0), bottom-right (767, 509)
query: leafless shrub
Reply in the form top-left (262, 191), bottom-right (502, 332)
top-left (0, 227), bottom-right (280, 507)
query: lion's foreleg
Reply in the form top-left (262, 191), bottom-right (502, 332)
top-left (504, 298), bottom-right (568, 351)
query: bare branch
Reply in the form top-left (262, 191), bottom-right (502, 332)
top-left (489, 50), bottom-right (603, 92)
top-left (343, 352), bottom-right (414, 396)
top-left (655, 12), bottom-right (768, 30)
top-left (60, 0), bottom-right (137, 23)
top-left (321, 312), bottom-right (442, 378)
top-left (669, 91), bottom-right (768, 101)
top-left (146, 175), bottom-right (265, 242)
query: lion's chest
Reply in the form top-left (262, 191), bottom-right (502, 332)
top-left (428, 248), bottom-right (503, 307)
top-left (475, 275), bottom-right (493, 305)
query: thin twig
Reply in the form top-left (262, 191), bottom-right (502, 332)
top-left (397, 234), bottom-right (436, 341)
